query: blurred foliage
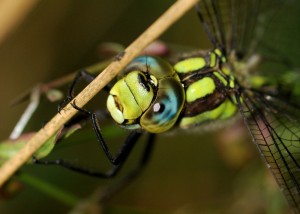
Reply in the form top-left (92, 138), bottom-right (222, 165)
top-left (0, 0), bottom-right (298, 214)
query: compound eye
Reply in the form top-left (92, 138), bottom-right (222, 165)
top-left (140, 77), bottom-right (185, 133)
top-left (122, 56), bottom-right (175, 79)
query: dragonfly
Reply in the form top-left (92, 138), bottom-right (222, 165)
top-left (33, 0), bottom-right (300, 212)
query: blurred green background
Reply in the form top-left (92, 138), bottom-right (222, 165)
top-left (0, 0), bottom-right (298, 213)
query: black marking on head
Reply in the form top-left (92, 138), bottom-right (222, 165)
top-left (137, 73), bottom-right (150, 92)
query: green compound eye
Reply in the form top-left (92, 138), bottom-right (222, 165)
top-left (141, 77), bottom-right (185, 133)
top-left (107, 56), bottom-right (184, 132)
top-left (122, 56), bottom-right (176, 79)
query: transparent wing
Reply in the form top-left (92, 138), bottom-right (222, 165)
top-left (197, 0), bottom-right (281, 58)
top-left (197, 0), bottom-right (300, 211)
top-left (237, 89), bottom-right (300, 213)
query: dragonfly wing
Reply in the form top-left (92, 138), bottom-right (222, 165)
top-left (237, 89), bottom-right (300, 212)
top-left (198, 0), bottom-right (280, 57)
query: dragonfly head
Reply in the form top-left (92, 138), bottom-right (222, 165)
top-left (107, 56), bottom-right (185, 133)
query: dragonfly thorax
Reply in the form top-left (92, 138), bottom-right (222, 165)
top-left (175, 49), bottom-right (238, 129)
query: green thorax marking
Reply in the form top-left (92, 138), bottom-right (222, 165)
top-left (173, 49), bottom-right (237, 128)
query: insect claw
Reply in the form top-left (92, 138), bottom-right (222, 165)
top-left (57, 105), bottom-right (64, 114)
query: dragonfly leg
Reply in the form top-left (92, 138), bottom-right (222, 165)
top-left (32, 130), bottom-right (143, 178)
top-left (70, 100), bottom-right (143, 165)
top-left (101, 133), bottom-right (156, 202)
top-left (58, 70), bottom-right (96, 112)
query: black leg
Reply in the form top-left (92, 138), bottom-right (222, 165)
top-left (71, 101), bottom-right (139, 165)
top-left (58, 70), bottom-right (96, 112)
top-left (64, 109), bottom-right (109, 128)
top-left (33, 131), bottom-right (143, 178)
top-left (68, 69), bottom-right (113, 97)
top-left (33, 67), bottom-right (154, 195)
top-left (100, 133), bottom-right (156, 202)
top-left (58, 69), bottom-right (113, 112)
top-left (69, 70), bottom-right (95, 98)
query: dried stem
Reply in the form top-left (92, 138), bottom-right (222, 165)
top-left (0, 0), bottom-right (200, 186)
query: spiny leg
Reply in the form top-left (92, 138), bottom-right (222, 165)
top-left (68, 69), bottom-right (112, 95)
top-left (71, 101), bottom-right (139, 165)
top-left (33, 130), bottom-right (143, 178)
top-left (35, 90), bottom-right (145, 178)
top-left (58, 70), bottom-right (96, 112)
top-left (58, 69), bottom-right (112, 112)
top-left (64, 109), bottom-right (109, 129)
top-left (33, 67), bottom-right (152, 185)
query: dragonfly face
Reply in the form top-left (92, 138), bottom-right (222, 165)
top-left (107, 56), bottom-right (185, 133)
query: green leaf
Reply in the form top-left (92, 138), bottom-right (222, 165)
top-left (33, 132), bottom-right (58, 160)
top-left (0, 133), bottom-right (34, 165)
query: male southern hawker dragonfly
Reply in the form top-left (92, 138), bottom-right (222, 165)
top-left (33, 0), bottom-right (300, 212)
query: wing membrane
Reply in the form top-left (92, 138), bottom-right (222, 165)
top-left (197, 0), bottom-right (300, 211)
top-left (237, 89), bottom-right (300, 212)
top-left (198, 0), bottom-right (281, 58)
